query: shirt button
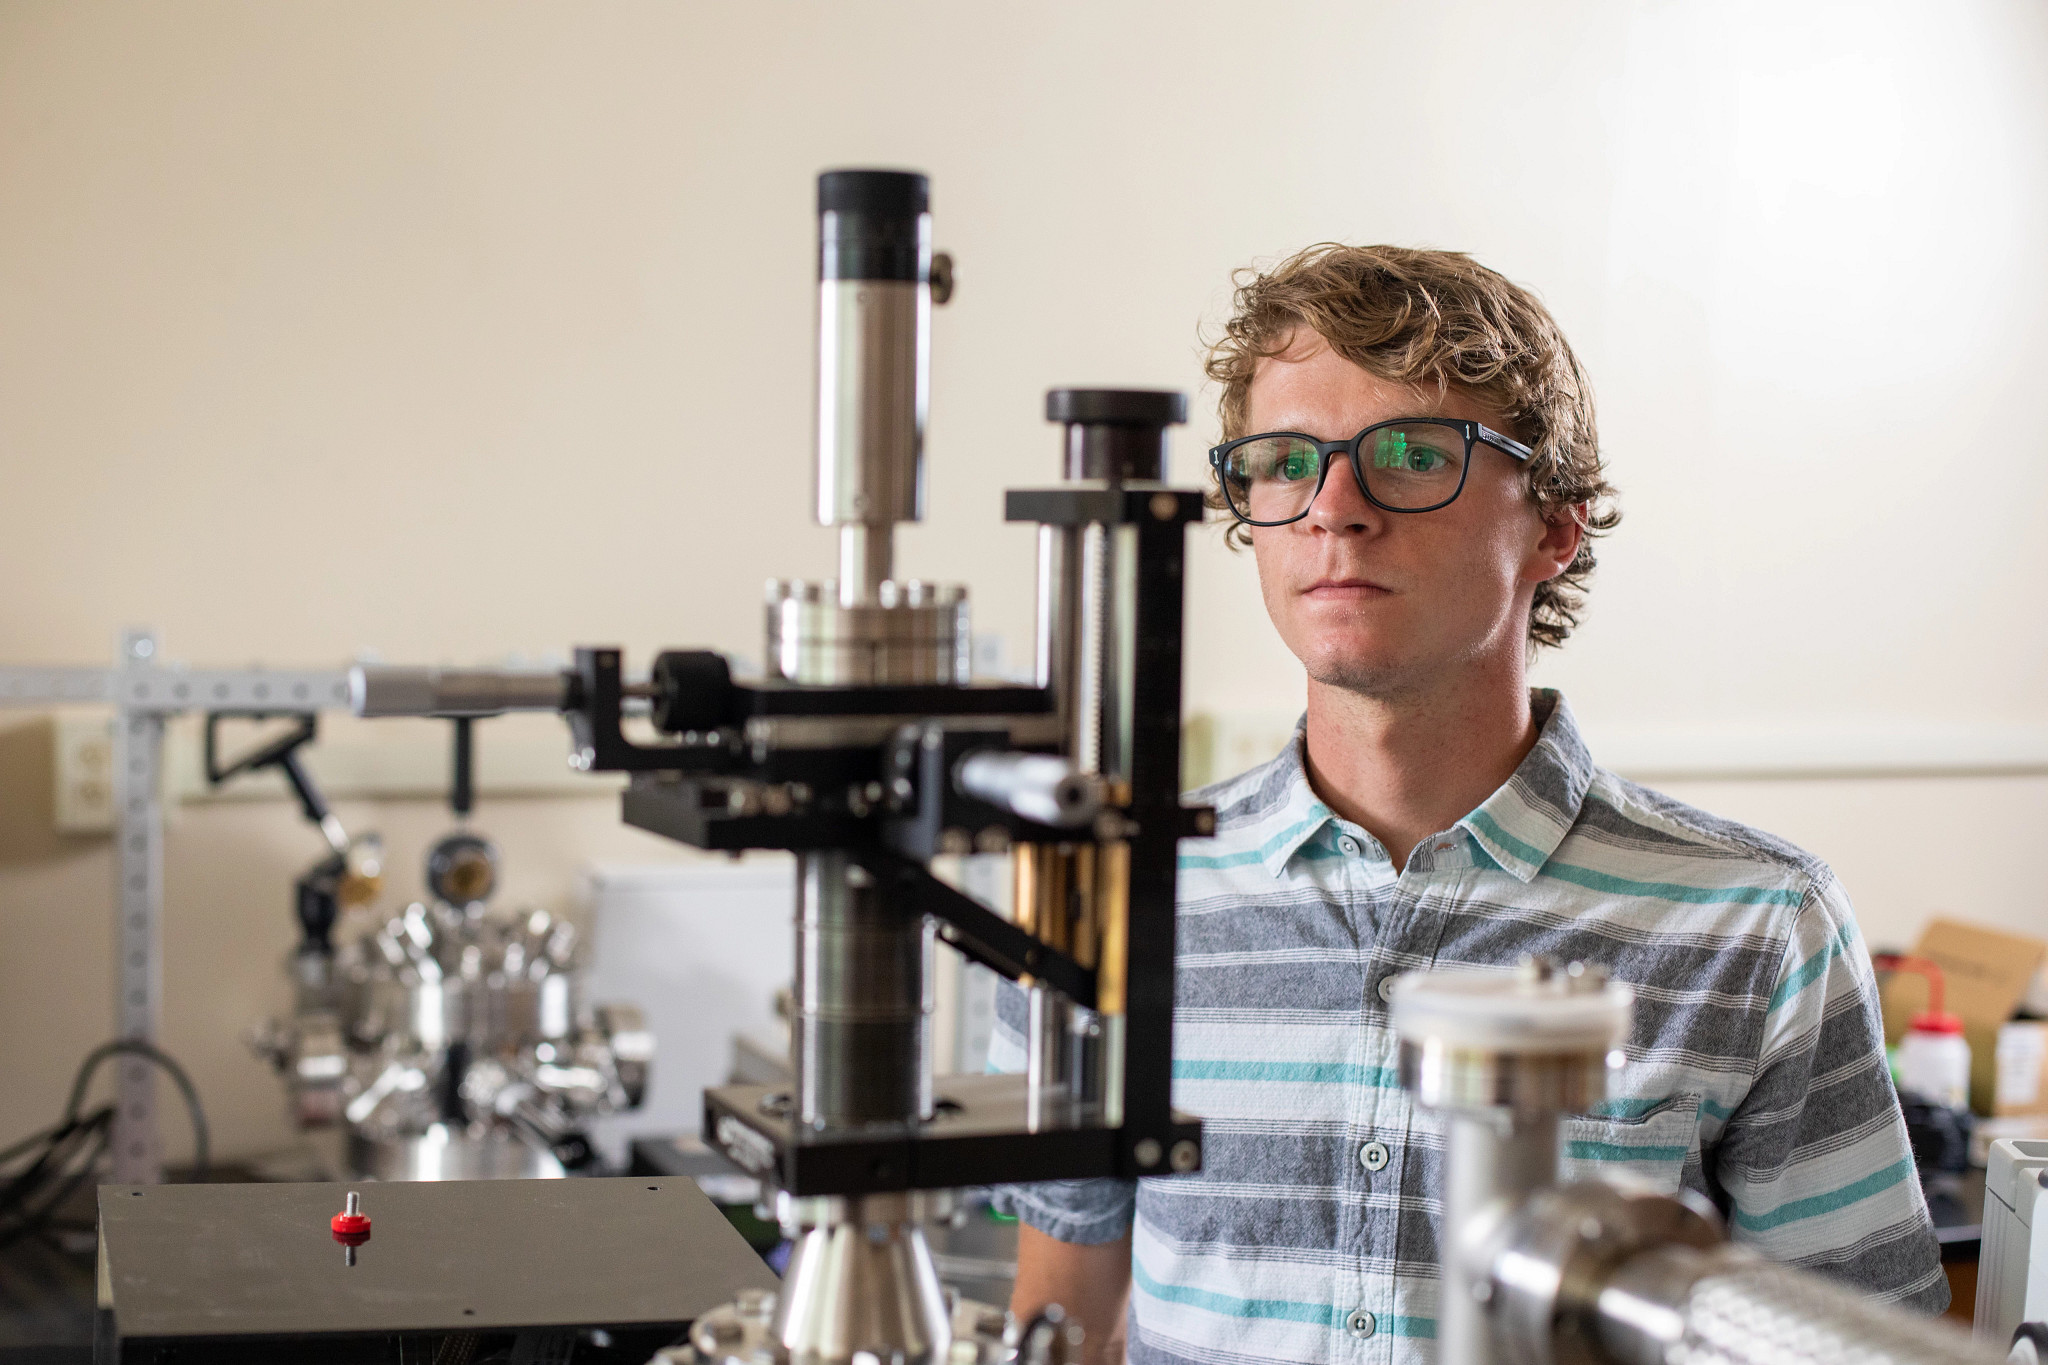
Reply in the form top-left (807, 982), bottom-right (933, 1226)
top-left (1376, 975), bottom-right (1398, 1003)
top-left (1358, 1140), bottom-right (1390, 1172)
top-left (1346, 1309), bottom-right (1376, 1339)
top-left (1338, 835), bottom-right (1361, 856)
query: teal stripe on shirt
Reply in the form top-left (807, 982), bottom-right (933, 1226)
top-left (1179, 810), bottom-right (1328, 870)
top-left (1767, 918), bottom-right (1857, 1015)
top-left (1132, 1258), bottom-right (1344, 1327)
top-left (1467, 812), bottom-right (1804, 907)
top-left (1566, 1139), bottom-right (1694, 1163)
top-left (1174, 1059), bottom-right (1399, 1088)
top-left (1545, 860), bottom-right (1806, 908)
top-left (1731, 1158), bottom-right (1915, 1233)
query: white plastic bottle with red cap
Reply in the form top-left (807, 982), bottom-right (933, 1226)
top-left (1882, 954), bottom-right (1973, 1110)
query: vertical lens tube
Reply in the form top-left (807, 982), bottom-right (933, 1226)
top-left (795, 851), bottom-right (932, 1128)
top-left (816, 170), bottom-right (932, 607)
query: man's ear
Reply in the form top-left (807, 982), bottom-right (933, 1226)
top-left (1529, 501), bottom-right (1586, 584)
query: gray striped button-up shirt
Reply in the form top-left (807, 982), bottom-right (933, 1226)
top-left (992, 691), bottom-right (1944, 1365)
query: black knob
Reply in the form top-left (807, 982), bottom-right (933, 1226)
top-left (1045, 389), bottom-right (1187, 482)
top-left (650, 650), bottom-right (737, 734)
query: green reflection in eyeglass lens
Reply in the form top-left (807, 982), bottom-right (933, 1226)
top-left (1278, 443), bottom-right (1317, 481)
top-left (1371, 429), bottom-right (1454, 473)
top-left (1242, 438), bottom-right (1316, 483)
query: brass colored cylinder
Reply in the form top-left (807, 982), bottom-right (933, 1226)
top-left (1093, 841), bottom-right (1129, 1018)
top-left (1012, 839), bottom-right (1128, 1012)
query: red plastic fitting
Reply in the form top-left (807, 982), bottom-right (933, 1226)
top-left (331, 1191), bottom-right (371, 1241)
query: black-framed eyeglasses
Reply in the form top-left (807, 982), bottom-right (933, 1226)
top-left (1208, 418), bottom-right (1535, 524)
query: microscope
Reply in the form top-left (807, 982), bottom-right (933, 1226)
top-left (351, 168), bottom-right (1210, 1365)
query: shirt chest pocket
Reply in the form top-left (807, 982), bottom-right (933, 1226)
top-left (1560, 1094), bottom-right (1700, 1194)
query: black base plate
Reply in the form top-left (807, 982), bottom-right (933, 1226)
top-left (704, 1072), bottom-right (1203, 1195)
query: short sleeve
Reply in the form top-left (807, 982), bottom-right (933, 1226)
top-left (1711, 875), bottom-right (1947, 1312)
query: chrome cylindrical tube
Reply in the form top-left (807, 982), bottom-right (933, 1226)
top-left (815, 169), bottom-right (933, 607)
top-left (1594, 1244), bottom-right (1999, 1365)
top-left (955, 751), bottom-right (1105, 829)
top-left (1440, 1111), bottom-right (1561, 1365)
top-left (349, 665), bottom-right (569, 718)
top-left (793, 851), bottom-right (932, 1128)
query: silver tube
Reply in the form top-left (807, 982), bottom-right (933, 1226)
top-left (1024, 988), bottom-right (1104, 1130)
top-left (815, 273), bottom-right (928, 532)
top-left (1441, 1112), bottom-right (1560, 1365)
top-left (956, 751), bottom-right (1105, 828)
top-left (349, 665), bottom-right (569, 718)
top-left (1025, 986), bottom-right (1071, 1132)
top-left (837, 524), bottom-right (894, 608)
top-left (1071, 522), bottom-right (1109, 774)
top-left (1100, 1012), bottom-right (1126, 1128)
top-left (1594, 1244), bottom-right (2001, 1365)
top-left (1102, 522), bottom-right (1140, 781)
top-left (794, 851), bottom-right (932, 1128)
top-left (1036, 524), bottom-right (1086, 779)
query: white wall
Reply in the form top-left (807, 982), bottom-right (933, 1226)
top-left (3, 1), bottom-right (2046, 1160)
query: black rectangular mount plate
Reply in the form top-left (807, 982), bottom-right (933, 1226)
top-left (97, 1175), bottom-right (775, 1342)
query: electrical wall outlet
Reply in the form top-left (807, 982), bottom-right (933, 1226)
top-left (53, 708), bottom-right (116, 833)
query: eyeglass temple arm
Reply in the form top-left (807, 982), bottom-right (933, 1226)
top-left (1476, 423), bottom-right (1534, 461)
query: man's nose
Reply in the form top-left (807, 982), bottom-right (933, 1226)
top-left (1304, 452), bottom-right (1378, 532)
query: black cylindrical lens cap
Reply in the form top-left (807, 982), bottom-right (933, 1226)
top-left (819, 170), bottom-right (929, 282)
top-left (1045, 390), bottom-right (1188, 427)
top-left (1047, 390), bottom-right (1187, 482)
top-left (818, 169), bottom-right (929, 220)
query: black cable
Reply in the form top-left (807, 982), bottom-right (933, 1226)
top-left (0, 1117), bottom-right (70, 1168)
top-left (0, 1106), bottom-right (112, 1250)
top-left (0, 1040), bottom-right (211, 1254)
top-left (62, 1039), bottom-right (210, 1179)
top-left (0, 1118), bottom-right (95, 1224)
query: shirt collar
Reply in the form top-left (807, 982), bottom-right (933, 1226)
top-left (1457, 690), bottom-right (1595, 883)
top-left (1258, 689), bottom-right (1594, 883)
top-left (1239, 722), bottom-right (1339, 878)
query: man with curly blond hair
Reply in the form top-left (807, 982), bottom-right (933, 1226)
top-left (995, 245), bottom-right (1942, 1365)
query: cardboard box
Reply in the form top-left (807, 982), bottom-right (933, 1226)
top-left (1996, 1021), bottom-right (2048, 1117)
top-left (1877, 918), bottom-right (2047, 1115)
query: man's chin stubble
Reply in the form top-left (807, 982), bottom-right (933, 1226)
top-left (1303, 653), bottom-right (1429, 704)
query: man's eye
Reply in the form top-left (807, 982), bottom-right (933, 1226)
top-left (1281, 450), bottom-right (1315, 480)
top-left (1407, 448), bottom-right (1445, 473)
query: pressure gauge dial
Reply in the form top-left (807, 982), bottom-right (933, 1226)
top-left (426, 832), bottom-right (499, 907)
